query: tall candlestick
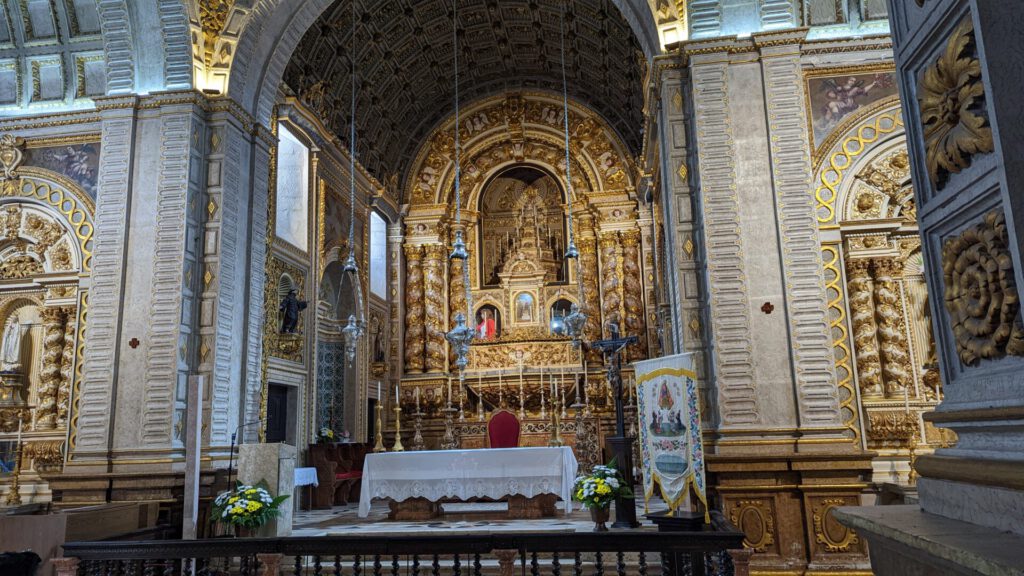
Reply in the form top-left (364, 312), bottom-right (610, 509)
top-left (447, 376), bottom-right (453, 407)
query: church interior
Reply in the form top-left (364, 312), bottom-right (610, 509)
top-left (0, 1), bottom-right (1023, 575)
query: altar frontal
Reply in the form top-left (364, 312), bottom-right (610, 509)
top-left (634, 353), bottom-right (708, 520)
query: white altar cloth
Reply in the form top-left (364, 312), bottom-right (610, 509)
top-left (294, 467), bottom-right (319, 487)
top-left (358, 446), bottom-right (578, 518)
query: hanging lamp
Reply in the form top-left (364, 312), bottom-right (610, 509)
top-left (341, 0), bottom-right (367, 364)
top-left (558, 4), bottom-right (588, 347)
top-left (445, 0), bottom-right (475, 381)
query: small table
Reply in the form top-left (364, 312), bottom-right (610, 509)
top-left (358, 446), bottom-right (578, 520)
top-left (294, 467), bottom-right (319, 510)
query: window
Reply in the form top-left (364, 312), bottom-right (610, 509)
top-left (275, 123), bottom-right (310, 251)
top-left (369, 211), bottom-right (387, 297)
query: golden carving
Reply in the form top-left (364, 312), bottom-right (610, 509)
top-left (0, 253), bottom-right (43, 279)
top-left (919, 18), bottom-right (993, 188)
top-left (812, 498), bottom-right (860, 553)
top-left (57, 306), bottom-right (75, 428)
top-left (872, 258), bottom-right (912, 397)
top-left (24, 213), bottom-right (64, 257)
top-left (0, 134), bottom-right (25, 179)
top-left (621, 229), bottom-right (647, 360)
top-left (824, 245), bottom-right (858, 441)
top-left (266, 255), bottom-right (306, 363)
top-left (599, 231), bottom-right (623, 336)
top-left (470, 340), bottom-right (577, 370)
top-left (198, 0), bottom-right (236, 67)
top-left (422, 244), bottom-right (447, 373)
top-left (23, 439), bottom-right (63, 472)
top-left (404, 244), bottom-right (426, 373)
top-left (847, 259), bottom-right (883, 398)
top-left (729, 500), bottom-right (776, 553)
top-left (866, 411), bottom-right (918, 443)
top-left (35, 307), bottom-right (66, 430)
top-left (0, 204), bottom-right (21, 240)
top-left (0, 407), bottom-right (29, 433)
top-left (942, 210), bottom-right (1024, 365)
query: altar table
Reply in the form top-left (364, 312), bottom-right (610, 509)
top-left (357, 446), bottom-right (578, 519)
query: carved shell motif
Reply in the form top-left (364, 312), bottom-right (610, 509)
top-left (942, 210), bottom-right (1024, 365)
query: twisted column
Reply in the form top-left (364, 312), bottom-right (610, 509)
top-left (847, 259), bottom-right (884, 398)
top-left (36, 307), bottom-right (67, 430)
top-left (579, 225), bottom-right (602, 360)
top-left (621, 229), bottom-right (647, 360)
top-left (422, 244), bottom-right (447, 373)
top-left (872, 258), bottom-right (912, 397)
top-left (58, 306), bottom-right (76, 428)
top-left (599, 230), bottom-right (623, 337)
top-left (403, 244), bottom-right (426, 374)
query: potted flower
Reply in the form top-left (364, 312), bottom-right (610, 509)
top-left (573, 463), bottom-right (633, 531)
top-left (317, 427), bottom-right (335, 443)
top-left (211, 481), bottom-right (290, 537)
top-left (338, 429), bottom-right (351, 443)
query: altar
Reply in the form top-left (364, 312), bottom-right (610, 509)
top-left (358, 446), bottom-right (578, 520)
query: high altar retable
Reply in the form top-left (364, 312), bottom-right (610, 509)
top-left (358, 447), bottom-right (578, 519)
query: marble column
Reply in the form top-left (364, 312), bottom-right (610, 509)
top-left (846, 259), bottom-right (884, 399)
top-left (388, 221), bottom-right (404, 382)
top-left (621, 229), bottom-right (647, 360)
top-left (871, 258), bottom-right (911, 399)
top-left (422, 243), bottom-right (447, 373)
top-left (403, 243), bottom-right (425, 374)
top-left (35, 307), bottom-right (66, 430)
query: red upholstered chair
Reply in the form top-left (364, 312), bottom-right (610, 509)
top-left (487, 409), bottom-right (521, 448)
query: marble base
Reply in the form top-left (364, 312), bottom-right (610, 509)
top-left (918, 477), bottom-right (1024, 536)
top-left (238, 443), bottom-right (295, 537)
top-left (834, 505), bottom-right (1024, 576)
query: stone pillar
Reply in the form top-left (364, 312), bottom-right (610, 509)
top-left (871, 258), bottom-right (911, 399)
top-left (388, 221), bottom-right (404, 383)
top-left (846, 259), bottom-right (884, 399)
top-left (403, 243), bottom-right (425, 374)
top-left (598, 230), bottom-right (623, 337)
top-left (621, 229), bottom-right (647, 360)
top-left (35, 307), bottom-right (66, 430)
top-left (422, 243), bottom-right (447, 373)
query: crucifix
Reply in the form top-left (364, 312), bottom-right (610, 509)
top-left (589, 318), bottom-right (639, 528)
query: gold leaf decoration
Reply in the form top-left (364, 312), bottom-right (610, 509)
top-left (918, 18), bottom-right (993, 188)
top-left (942, 210), bottom-right (1024, 366)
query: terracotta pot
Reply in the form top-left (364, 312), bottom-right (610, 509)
top-left (589, 505), bottom-right (610, 532)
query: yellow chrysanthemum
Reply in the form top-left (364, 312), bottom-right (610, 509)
top-left (246, 501), bottom-right (261, 512)
top-left (228, 496), bottom-right (239, 504)
top-left (246, 489), bottom-right (257, 495)
top-left (596, 484), bottom-right (611, 495)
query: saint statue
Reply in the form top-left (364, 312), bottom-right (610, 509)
top-left (476, 308), bottom-right (497, 340)
top-left (279, 289), bottom-right (307, 334)
top-left (1, 314), bottom-right (22, 372)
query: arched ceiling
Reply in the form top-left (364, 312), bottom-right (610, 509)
top-left (283, 0), bottom-right (646, 194)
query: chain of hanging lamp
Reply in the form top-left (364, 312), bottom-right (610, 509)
top-left (341, 0), bottom-right (367, 364)
top-left (445, 0), bottom-right (475, 390)
top-left (558, 3), bottom-right (588, 347)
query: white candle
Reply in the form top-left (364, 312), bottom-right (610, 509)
top-left (377, 381), bottom-right (381, 400)
top-left (447, 377), bottom-right (453, 405)
top-left (16, 416), bottom-right (22, 444)
top-left (416, 387), bottom-right (421, 411)
top-left (395, 384), bottom-right (399, 406)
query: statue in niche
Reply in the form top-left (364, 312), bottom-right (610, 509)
top-left (1, 314), bottom-right (22, 373)
top-left (476, 306), bottom-right (500, 340)
top-left (279, 289), bottom-right (307, 334)
top-left (515, 293), bottom-right (534, 323)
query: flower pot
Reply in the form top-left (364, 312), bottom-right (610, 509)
top-left (589, 505), bottom-right (610, 532)
top-left (235, 525), bottom-right (258, 538)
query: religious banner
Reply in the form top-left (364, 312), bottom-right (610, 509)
top-left (633, 353), bottom-right (708, 520)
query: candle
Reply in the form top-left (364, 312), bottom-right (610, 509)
top-left (16, 416), bottom-right (22, 444)
top-left (395, 384), bottom-right (399, 406)
top-left (447, 377), bottom-right (453, 406)
top-left (377, 381), bottom-right (381, 400)
top-left (415, 387), bottom-right (421, 411)
top-left (574, 370), bottom-right (580, 400)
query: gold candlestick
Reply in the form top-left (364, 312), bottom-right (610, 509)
top-left (372, 404), bottom-right (386, 453)
top-left (391, 403), bottom-right (405, 452)
top-left (548, 399), bottom-right (564, 447)
top-left (412, 411), bottom-right (425, 451)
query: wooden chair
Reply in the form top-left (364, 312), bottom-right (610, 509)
top-left (308, 444), bottom-right (340, 509)
top-left (487, 409), bottom-right (521, 448)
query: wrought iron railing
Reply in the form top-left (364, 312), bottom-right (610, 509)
top-left (56, 512), bottom-right (749, 576)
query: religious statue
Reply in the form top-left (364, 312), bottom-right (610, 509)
top-left (1, 314), bottom-right (22, 372)
top-left (279, 289), bottom-right (307, 334)
top-left (476, 308), bottom-right (497, 340)
top-left (515, 293), bottom-right (534, 322)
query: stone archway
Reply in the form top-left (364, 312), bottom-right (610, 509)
top-left (96, 1), bottom-right (193, 95)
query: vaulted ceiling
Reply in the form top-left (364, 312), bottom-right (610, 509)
top-left (283, 0), bottom-right (646, 192)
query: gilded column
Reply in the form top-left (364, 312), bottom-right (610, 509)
top-left (599, 230), bottom-right (624, 337)
top-left (57, 306), bottom-right (76, 428)
top-left (621, 229), bottom-right (648, 360)
top-left (872, 258), bottom-right (912, 398)
top-left (403, 244), bottom-right (426, 374)
top-left (847, 259), bottom-right (883, 399)
top-left (578, 216), bottom-right (602, 360)
top-left (36, 307), bottom-right (67, 430)
top-left (422, 243), bottom-right (447, 373)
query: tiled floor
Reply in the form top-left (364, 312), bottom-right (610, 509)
top-left (292, 499), bottom-right (671, 536)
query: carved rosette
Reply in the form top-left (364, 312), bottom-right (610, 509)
top-left (403, 244), bottom-right (426, 373)
top-left (599, 231), bottom-right (623, 337)
top-left (35, 307), bottom-right (67, 430)
top-left (918, 17), bottom-right (993, 189)
top-left (942, 210), bottom-right (1024, 365)
top-left (872, 258), bottom-right (912, 397)
top-left (846, 260), bottom-right (883, 398)
top-left (621, 230), bottom-right (647, 360)
top-left (422, 244), bottom-right (447, 373)
top-left (57, 307), bottom-right (76, 428)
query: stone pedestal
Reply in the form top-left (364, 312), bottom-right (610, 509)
top-left (237, 443), bottom-right (295, 537)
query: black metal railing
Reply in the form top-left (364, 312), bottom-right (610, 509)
top-left (59, 512), bottom-right (748, 576)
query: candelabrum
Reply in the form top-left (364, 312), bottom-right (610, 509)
top-left (441, 406), bottom-right (459, 450)
top-left (391, 403), bottom-right (405, 452)
top-left (412, 411), bottom-right (425, 451)
top-left (539, 384), bottom-right (547, 419)
top-left (3, 438), bottom-right (23, 506)
top-left (372, 404), bottom-right (386, 453)
top-left (548, 399), bottom-right (564, 447)
top-left (907, 436), bottom-right (919, 485)
top-left (476, 395), bottom-right (484, 421)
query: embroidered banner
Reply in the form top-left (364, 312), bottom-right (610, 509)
top-left (633, 353), bottom-right (708, 519)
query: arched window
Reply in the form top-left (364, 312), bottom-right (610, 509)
top-left (275, 123), bottom-right (310, 250)
top-left (369, 211), bottom-right (387, 298)
top-left (549, 299), bottom-right (574, 336)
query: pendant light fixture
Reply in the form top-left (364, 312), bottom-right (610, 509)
top-left (341, 0), bottom-right (366, 364)
top-left (558, 4), bottom-right (588, 347)
top-left (445, 0), bottom-right (475, 381)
